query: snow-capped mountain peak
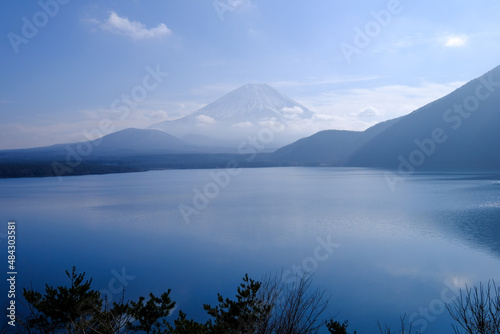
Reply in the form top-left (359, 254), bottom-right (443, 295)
top-left (186, 83), bottom-right (314, 122)
top-left (150, 83), bottom-right (316, 148)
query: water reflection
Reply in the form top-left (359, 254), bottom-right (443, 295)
top-left (1, 168), bottom-right (500, 333)
top-left (435, 207), bottom-right (500, 258)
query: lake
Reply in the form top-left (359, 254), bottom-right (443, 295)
top-left (1, 167), bottom-right (500, 333)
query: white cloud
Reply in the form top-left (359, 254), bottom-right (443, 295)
top-left (258, 119), bottom-right (283, 129)
top-left (296, 81), bottom-right (465, 131)
top-left (100, 11), bottom-right (171, 40)
top-left (374, 32), bottom-right (471, 53)
top-left (444, 34), bottom-right (468, 47)
top-left (281, 106), bottom-right (304, 114)
top-left (195, 115), bottom-right (216, 124)
top-left (146, 109), bottom-right (169, 120)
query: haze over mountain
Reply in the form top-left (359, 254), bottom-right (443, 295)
top-left (270, 118), bottom-right (400, 165)
top-left (2, 65), bottom-right (500, 179)
top-left (274, 65), bottom-right (500, 170)
top-left (348, 65), bottom-right (500, 170)
top-left (87, 128), bottom-right (195, 155)
top-left (0, 128), bottom-right (198, 162)
top-left (150, 83), bottom-right (317, 148)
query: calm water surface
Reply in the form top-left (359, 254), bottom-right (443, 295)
top-left (1, 167), bottom-right (500, 333)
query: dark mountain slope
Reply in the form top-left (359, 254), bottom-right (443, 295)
top-left (0, 128), bottom-right (197, 163)
top-left (348, 65), bottom-right (500, 169)
top-left (89, 128), bottom-right (194, 155)
top-left (270, 118), bottom-right (400, 165)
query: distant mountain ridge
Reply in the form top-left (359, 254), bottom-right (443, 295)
top-left (0, 128), bottom-right (199, 162)
top-left (347, 65), bottom-right (500, 169)
top-left (89, 128), bottom-right (193, 154)
top-left (274, 65), bottom-right (500, 170)
top-left (270, 118), bottom-right (400, 165)
top-left (2, 65), bottom-right (500, 179)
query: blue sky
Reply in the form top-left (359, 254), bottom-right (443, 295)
top-left (1, 0), bottom-right (500, 149)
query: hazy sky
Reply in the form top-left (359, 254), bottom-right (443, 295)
top-left (2, 0), bottom-right (500, 149)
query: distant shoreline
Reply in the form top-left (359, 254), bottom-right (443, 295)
top-left (1, 154), bottom-right (500, 180)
